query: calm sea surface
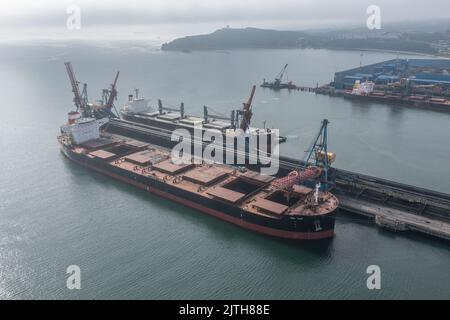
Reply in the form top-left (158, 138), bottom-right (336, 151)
top-left (0, 40), bottom-right (449, 299)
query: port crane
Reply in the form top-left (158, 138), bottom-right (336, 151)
top-left (64, 62), bottom-right (88, 113)
top-left (238, 85), bottom-right (256, 132)
top-left (99, 71), bottom-right (120, 118)
top-left (302, 119), bottom-right (335, 190)
top-left (271, 119), bottom-right (335, 192)
top-left (64, 61), bottom-right (120, 119)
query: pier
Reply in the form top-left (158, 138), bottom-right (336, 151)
top-left (278, 156), bottom-right (450, 240)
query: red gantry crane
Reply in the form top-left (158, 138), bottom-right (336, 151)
top-left (64, 61), bottom-right (87, 112)
top-left (103, 71), bottom-right (120, 118)
top-left (65, 61), bottom-right (120, 119)
top-left (239, 85), bottom-right (256, 132)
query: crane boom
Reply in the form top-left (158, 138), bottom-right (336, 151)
top-left (239, 85), bottom-right (256, 132)
top-left (271, 119), bottom-right (334, 191)
top-left (276, 64), bottom-right (288, 82)
top-left (271, 166), bottom-right (322, 190)
top-left (64, 62), bottom-right (84, 110)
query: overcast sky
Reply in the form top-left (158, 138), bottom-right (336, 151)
top-left (1, 0), bottom-right (449, 39)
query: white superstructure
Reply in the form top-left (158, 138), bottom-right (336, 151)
top-left (122, 90), bottom-right (151, 114)
top-left (351, 80), bottom-right (375, 96)
top-left (61, 115), bottom-right (109, 144)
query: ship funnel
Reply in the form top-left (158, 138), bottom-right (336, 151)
top-left (68, 111), bottom-right (81, 125)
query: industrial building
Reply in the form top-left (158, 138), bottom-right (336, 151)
top-left (333, 58), bottom-right (450, 90)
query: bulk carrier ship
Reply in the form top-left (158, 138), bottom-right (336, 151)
top-left (58, 114), bottom-right (338, 240)
top-left (340, 80), bottom-right (450, 112)
top-left (59, 62), bottom-right (338, 241)
top-left (120, 87), bottom-right (287, 144)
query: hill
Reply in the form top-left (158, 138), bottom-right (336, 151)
top-left (161, 27), bottom-right (305, 51)
top-left (161, 26), bottom-right (450, 57)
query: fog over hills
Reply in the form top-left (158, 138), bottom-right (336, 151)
top-left (162, 23), bottom-right (450, 57)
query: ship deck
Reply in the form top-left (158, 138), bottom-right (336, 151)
top-left (73, 134), bottom-right (338, 219)
top-left (121, 111), bottom-right (288, 143)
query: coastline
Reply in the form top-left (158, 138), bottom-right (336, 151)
top-left (161, 44), bottom-right (449, 59)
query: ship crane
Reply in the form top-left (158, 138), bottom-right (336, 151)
top-left (237, 85), bottom-right (256, 132)
top-left (158, 99), bottom-right (185, 119)
top-left (203, 106), bottom-right (235, 128)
